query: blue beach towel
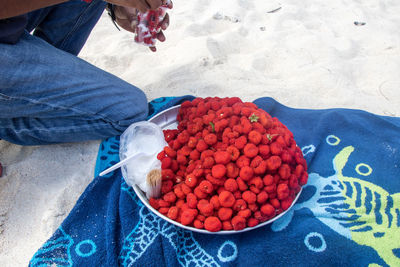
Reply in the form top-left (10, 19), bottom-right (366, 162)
top-left (30, 96), bottom-right (400, 267)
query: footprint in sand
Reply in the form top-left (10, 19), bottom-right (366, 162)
top-left (206, 38), bottom-right (227, 65)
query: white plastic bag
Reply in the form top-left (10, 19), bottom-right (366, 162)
top-left (119, 121), bottom-right (167, 197)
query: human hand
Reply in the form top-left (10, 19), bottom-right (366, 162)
top-left (113, 4), bottom-right (171, 52)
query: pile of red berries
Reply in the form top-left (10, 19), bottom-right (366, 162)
top-left (149, 97), bottom-right (308, 232)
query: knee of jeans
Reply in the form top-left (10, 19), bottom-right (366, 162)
top-left (111, 87), bottom-right (149, 130)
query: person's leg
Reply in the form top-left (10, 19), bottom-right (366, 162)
top-left (26, 0), bottom-right (107, 55)
top-left (0, 32), bottom-right (148, 145)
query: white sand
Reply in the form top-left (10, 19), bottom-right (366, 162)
top-left (1, 0), bottom-right (400, 265)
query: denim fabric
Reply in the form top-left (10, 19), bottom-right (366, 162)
top-left (0, 0), bottom-right (148, 145)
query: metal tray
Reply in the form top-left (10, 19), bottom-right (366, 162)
top-left (132, 105), bottom-right (302, 234)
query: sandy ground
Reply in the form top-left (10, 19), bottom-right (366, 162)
top-left (1, 0), bottom-right (400, 265)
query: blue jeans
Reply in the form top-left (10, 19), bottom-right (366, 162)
top-left (0, 0), bottom-right (148, 145)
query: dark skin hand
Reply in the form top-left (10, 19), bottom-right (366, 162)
top-left (1, 0), bottom-right (171, 52)
top-left (113, 3), bottom-right (171, 52)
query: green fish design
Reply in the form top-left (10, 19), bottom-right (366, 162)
top-left (335, 146), bottom-right (400, 266)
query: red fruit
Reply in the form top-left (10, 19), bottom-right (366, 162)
top-left (161, 157), bottom-right (172, 169)
top-left (203, 156), bottom-right (215, 168)
top-left (260, 203), bottom-right (275, 217)
top-left (289, 174), bottom-right (299, 189)
top-left (231, 216), bottom-right (246, 231)
top-left (278, 164), bottom-right (291, 180)
top-left (163, 129), bottom-right (179, 142)
top-left (236, 155), bottom-right (250, 168)
top-left (181, 183), bottom-right (192, 195)
top-left (159, 207), bottom-right (170, 215)
top-left (176, 154), bottom-right (187, 165)
top-left (219, 190), bottom-right (235, 208)
top-left (200, 149), bottom-right (214, 160)
top-left (234, 136), bottom-right (247, 149)
top-left (253, 160), bottom-right (267, 175)
top-left (233, 199), bottom-right (247, 211)
top-left (240, 118), bottom-right (252, 134)
top-left (250, 156), bottom-right (262, 168)
top-left (270, 198), bottom-right (281, 209)
top-left (157, 150), bottom-right (166, 160)
top-left (206, 173), bottom-right (225, 186)
top-left (270, 142), bottom-right (283, 155)
top-left (174, 184), bottom-right (185, 199)
top-left (263, 174), bottom-right (274, 186)
top-left (158, 199), bottom-right (170, 208)
top-left (181, 209), bottom-right (198, 225)
top-left (192, 167), bottom-right (204, 178)
top-left (239, 166), bottom-right (254, 181)
top-left (266, 155), bottom-right (282, 171)
top-left (196, 214), bottom-right (206, 222)
top-left (294, 164), bottom-right (305, 178)
top-left (300, 172), bottom-right (308, 185)
top-left (281, 197), bottom-right (293, 211)
top-left (222, 220), bottom-right (233, 230)
top-left (243, 143), bottom-right (259, 158)
top-left (186, 193), bottom-right (198, 209)
top-left (210, 195), bottom-right (220, 210)
top-left (212, 164), bottom-right (226, 179)
top-left (257, 191), bottom-right (269, 204)
top-left (193, 219), bottom-right (204, 229)
top-left (196, 139), bottom-right (208, 152)
top-left (199, 180), bottom-right (213, 194)
top-left (177, 130), bottom-right (190, 144)
top-left (161, 180), bottom-right (173, 194)
top-left (242, 190), bottom-right (257, 204)
top-left (204, 133), bottom-right (217, 145)
top-left (187, 136), bottom-right (198, 148)
top-left (237, 209), bottom-right (252, 219)
top-left (236, 178), bottom-right (248, 191)
top-left (249, 176), bottom-right (264, 189)
top-left (214, 119), bottom-right (229, 132)
top-left (164, 146), bottom-right (177, 158)
top-left (250, 186), bottom-right (261, 194)
top-left (214, 151), bottom-right (231, 164)
top-left (248, 130), bottom-right (262, 145)
top-left (281, 150), bottom-right (293, 163)
top-left (247, 218), bottom-right (259, 227)
top-left (161, 169), bottom-right (175, 180)
top-left (277, 183), bottom-right (290, 200)
top-left (218, 207), bottom-right (233, 221)
top-left (185, 173), bottom-right (198, 188)
top-left (226, 146), bottom-right (240, 161)
top-left (194, 186), bottom-right (208, 199)
top-left (197, 199), bottom-right (214, 216)
top-left (226, 162), bottom-right (239, 178)
top-left (259, 145), bottom-right (270, 158)
top-left (204, 216), bottom-right (222, 232)
top-left (167, 206), bottom-right (179, 220)
top-left (149, 198), bottom-right (160, 209)
top-left (163, 191), bottom-right (177, 203)
top-left (224, 178), bottom-right (238, 192)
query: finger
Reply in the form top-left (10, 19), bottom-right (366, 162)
top-left (135, 0), bottom-right (150, 13)
top-left (146, 0), bottom-right (162, 10)
top-left (160, 13), bottom-right (169, 30)
top-left (156, 30), bottom-right (166, 42)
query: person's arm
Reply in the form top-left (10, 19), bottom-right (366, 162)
top-left (0, 0), bottom-right (162, 19)
top-left (0, 0), bottom-right (67, 19)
